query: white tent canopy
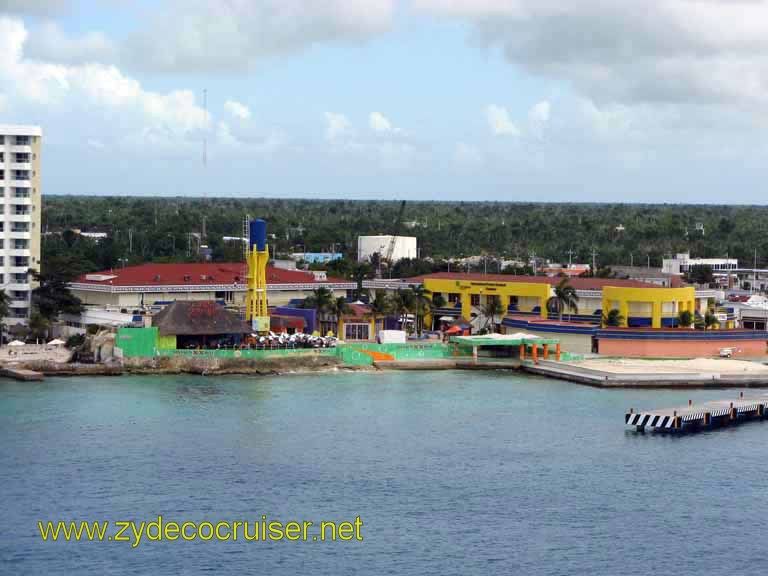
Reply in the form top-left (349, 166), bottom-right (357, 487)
top-left (47, 339), bottom-right (65, 346)
top-left (8, 340), bottom-right (25, 346)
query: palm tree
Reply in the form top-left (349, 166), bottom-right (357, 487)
top-left (329, 296), bottom-right (352, 338)
top-left (704, 310), bottom-right (718, 330)
top-left (304, 287), bottom-right (335, 334)
top-left (304, 286), bottom-right (334, 313)
top-left (410, 285), bottom-right (432, 335)
top-left (602, 308), bottom-right (625, 327)
top-left (389, 288), bottom-right (415, 332)
top-left (678, 309), bottom-right (693, 328)
top-left (369, 291), bottom-right (390, 336)
top-left (0, 289), bottom-right (9, 346)
top-left (547, 278), bottom-right (579, 321)
top-left (430, 293), bottom-right (447, 330)
top-left (481, 297), bottom-right (505, 333)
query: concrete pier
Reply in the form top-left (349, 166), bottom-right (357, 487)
top-left (626, 394), bottom-right (768, 433)
top-left (524, 359), bottom-right (768, 388)
top-left (0, 367), bottom-right (44, 381)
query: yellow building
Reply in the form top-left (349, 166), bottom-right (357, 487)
top-left (601, 286), bottom-right (696, 328)
top-left (365, 273), bottom-right (719, 330)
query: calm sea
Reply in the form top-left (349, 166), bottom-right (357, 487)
top-left (1, 371), bottom-right (767, 575)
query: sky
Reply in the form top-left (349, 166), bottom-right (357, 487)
top-left (2, 0), bottom-right (768, 203)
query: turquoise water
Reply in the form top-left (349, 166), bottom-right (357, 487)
top-left (2, 371), bottom-right (767, 575)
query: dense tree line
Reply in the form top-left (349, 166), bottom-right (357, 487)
top-left (42, 196), bottom-right (768, 280)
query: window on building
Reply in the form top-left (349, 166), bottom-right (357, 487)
top-left (12, 273), bottom-right (28, 283)
top-left (13, 205), bottom-right (29, 215)
top-left (14, 136), bottom-right (30, 145)
top-left (344, 323), bottom-right (370, 341)
top-left (448, 293), bottom-right (460, 303)
top-left (11, 222), bottom-right (28, 232)
top-left (471, 294), bottom-right (480, 306)
top-left (13, 170), bottom-right (29, 181)
top-left (12, 239), bottom-right (27, 250)
top-left (14, 153), bottom-right (30, 163)
top-left (13, 188), bottom-right (29, 199)
top-left (12, 256), bottom-right (28, 267)
top-left (12, 290), bottom-right (27, 299)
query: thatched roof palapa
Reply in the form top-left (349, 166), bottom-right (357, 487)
top-left (152, 301), bottom-right (251, 336)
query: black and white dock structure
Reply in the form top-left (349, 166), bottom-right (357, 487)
top-left (626, 394), bottom-right (768, 433)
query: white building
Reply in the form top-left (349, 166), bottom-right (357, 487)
top-left (0, 125), bottom-right (42, 324)
top-left (662, 253), bottom-right (738, 275)
top-left (357, 235), bottom-right (417, 263)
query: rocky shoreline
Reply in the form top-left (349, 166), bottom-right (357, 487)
top-left (6, 354), bottom-right (376, 378)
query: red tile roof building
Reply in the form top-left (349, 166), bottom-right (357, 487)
top-left (69, 263), bottom-right (356, 309)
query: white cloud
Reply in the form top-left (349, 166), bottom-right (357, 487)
top-left (485, 104), bottom-right (520, 136)
top-left (324, 112), bottom-right (352, 141)
top-left (0, 17), bottom-right (209, 152)
top-left (87, 138), bottom-right (105, 150)
top-left (528, 100), bottom-right (550, 138)
top-left (529, 100), bottom-right (550, 125)
top-left (369, 111), bottom-right (400, 134)
top-left (415, 0), bottom-right (768, 109)
top-left (224, 100), bottom-right (251, 120)
top-left (125, 0), bottom-right (396, 72)
top-left (322, 111), bottom-right (415, 169)
top-left (453, 142), bottom-right (484, 169)
top-left (215, 121), bottom-right (286, 157)
top-left (24, 21), bottom-right (115, 65)
top-left (0, 0), bottom-right (67, 14)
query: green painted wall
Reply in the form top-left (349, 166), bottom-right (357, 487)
top-left (336, 343), bottom-right (458, 366)
top-left (157, 335), bottom-right (177, 350)
top-left (115, 329), bottom-right (460, 365)
top-left (116, 327), bottom-right (158, 357)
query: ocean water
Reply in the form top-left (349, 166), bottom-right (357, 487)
top-left (1, 371), bottom-right (767, 575)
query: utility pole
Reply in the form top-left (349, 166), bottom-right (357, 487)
top-left (754, 248), bottom-right (758, 293)
top-left (630, 253), bottom-right (634, 267)
top-left (566, 247), bottom-right (575, 268)
top-left (591, 247), bottom-right (598, 274)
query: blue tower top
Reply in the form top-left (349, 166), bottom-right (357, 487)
top-left (249, 219), bottom-right (267, 251)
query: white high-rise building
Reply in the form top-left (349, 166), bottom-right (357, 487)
top-left (0, 125), bottom-right (42, 325)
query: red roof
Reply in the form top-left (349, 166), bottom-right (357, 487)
top-left (406, 272), bottom-right (661, 290)
top-left (343, 303), bottom-right (372, 319)
top-left (73, 263), bottom-right (350, 287)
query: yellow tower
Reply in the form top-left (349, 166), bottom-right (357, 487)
top-left (245, 219), bottom-right (270, 332)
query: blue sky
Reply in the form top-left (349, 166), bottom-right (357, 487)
top-left (2, 0), bottom-right (768, 203)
